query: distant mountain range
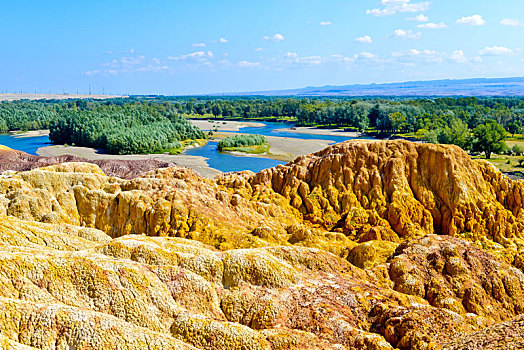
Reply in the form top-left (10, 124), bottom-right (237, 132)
top-left (233, 77), bottom-right (524, 97)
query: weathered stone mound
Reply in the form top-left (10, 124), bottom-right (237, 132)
top-left (443, 314), bottom-right (524, 350)
top-left (0, 145), bottom-right (175, 179)
top-left (252, 140), bottom-right (524, 246)
top-left (1, 139), bottom-right (524, 348)
top-left (388, 235), bottom-right (524, 321)
top-left (1, 215), bottom-right (520, 350)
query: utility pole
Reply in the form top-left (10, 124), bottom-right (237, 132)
top-left (89, 84), bottom-right (91, 95)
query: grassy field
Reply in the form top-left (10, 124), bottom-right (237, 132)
top-left (166, 139), bottom-right (208, 155)
top-left (219, 143), bottom-right (270, 155)
top-left (474, 134), bottom-right (524, 179)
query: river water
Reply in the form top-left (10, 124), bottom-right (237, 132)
top-left (0, 121), bottom-right (360, 172)
top-left (0, 134), bottom-right (50, 155)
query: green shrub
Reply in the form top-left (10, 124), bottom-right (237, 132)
top-left (217, 134), bottom-right (267, 151)
top-left (512, 144), bottom-right (524, 156)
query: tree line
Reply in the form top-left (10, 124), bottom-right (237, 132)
top-left (1, 96), bottom-right (523, 157)
top-left (48, 101), bottom-right (205, 154)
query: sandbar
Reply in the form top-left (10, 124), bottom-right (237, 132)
top-left (37, 145), bottom-right (222, 179)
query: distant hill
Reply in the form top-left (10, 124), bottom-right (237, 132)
top-left (236, 77), bottom-right (524, 97)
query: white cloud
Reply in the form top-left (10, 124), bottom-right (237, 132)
top-left (479, 46), bottom-right (514, 55)
top-left (263, 33), bottom-right (285, 41)
top-left (192, 43), bottom-right (206, 48)
top-left (366, 8), bottom-right (394, 16)
top-left (500, 18), bottom-right (522, 26)
top-left (355, 35), bottom-right (372, 43)
top-left (456, 15), bottom-right (486, 26)
top-left (219, 38), bottom-right (228, 43)
top-left (390, 48), bottom-right (476, 65)
top-left (330, 54), bottom-right (354, 63)
top-left (320, 21), bottom-right (333, 26)
top-left (358, 52), bottom-right (377, 59)
top-left (280, 52), bottom-right (354, 67)
top-left (168, 51), bottom-right (214, 61)
top-left (408, 14), bottom-right (429, 22)
top-left (389, 29), bottom-right (422, 39)
top-left (449, 50), bottom-right (468, 63)
top-left (254, 47), bottom-right (264, 52)
top-left (367, 0), bottom-right (430, 17)
top-left (417, 22), bottom-right (448, 29)
top-left (295, 56), bottom-right (323, 65)
top-left (238, 60), bottom-right (261, 68)
top-left (87, 54), bottom-right (169, 76)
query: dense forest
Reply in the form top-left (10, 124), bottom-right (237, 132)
top-left (0, 96), bottom-right (523, 156)
top-left (0, 100), bottom-right (205, 154)
top-left (49, 102), bottom-right (205, 154)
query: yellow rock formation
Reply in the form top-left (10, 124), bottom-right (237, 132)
top-left (0, 140), bottom-right (523, 349)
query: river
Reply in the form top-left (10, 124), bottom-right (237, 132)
top-left (0, 121), bottom-right (361, 173)
top-left (0, 134), bottom-right (50, 156)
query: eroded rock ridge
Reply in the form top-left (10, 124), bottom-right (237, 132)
top-left (0, 140), bottom-right (523, 349)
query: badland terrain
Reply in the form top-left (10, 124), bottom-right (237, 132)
top-left (1, 140), bottom-right (524, 349)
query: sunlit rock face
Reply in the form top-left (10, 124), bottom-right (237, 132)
top-left (252, 140), bottom-right (524, 245)
top-left (1, 140), bottom-right (524, 349)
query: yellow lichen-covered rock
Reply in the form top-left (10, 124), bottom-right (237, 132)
top-left (388, 235), bottom-right (524, 321)
top-left (2, 141), bottom-right (524, 349)
top-left (442, 314), bottom-right (524, 349)
top-left (0, 214), bottom-right (508, 350)
top-left (348, 240), bottom-right (398, 269)
top-left (251, 140), bottom-right (524, 246)
top-left (0, 334), bottom-right (37, 350)
top-left (5, 140), bottom-right (524, 261)
top-left (0, 297), bottom-right (196, 350)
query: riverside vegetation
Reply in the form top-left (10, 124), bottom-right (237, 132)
top-left (2, 140), bottom-right (524, 348)
top-left (2, 96), bottom-right (524, 166)
top-left (217, 134), bottom-right (268, 154)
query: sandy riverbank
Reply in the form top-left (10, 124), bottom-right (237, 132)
top-left (274, 126), bottom-right (362, 138)
top-left (212, 132), bottom-right (335, 161)
top-left (10, 130), bottom-right (50, 138)
top-left (190, 120), bottom-right (265, 132)
top-left (37, 145), bottom-right (222, 179)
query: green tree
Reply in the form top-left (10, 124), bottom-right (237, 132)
top-left (389, 112), bottom-right (407, 133)
top-left (507, 122), bottom-right (520, 136)
top-left (211, 103), bottom-right (222, 118)
top-left (438, 118), bottom-right (471, 150)
top-left (471, 122), bottom-right (507, 159)
top-left (423, 129), bottom-right (440, 144)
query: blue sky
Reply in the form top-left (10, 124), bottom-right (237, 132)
top-left (2, 0), bottom-right (523, 95)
